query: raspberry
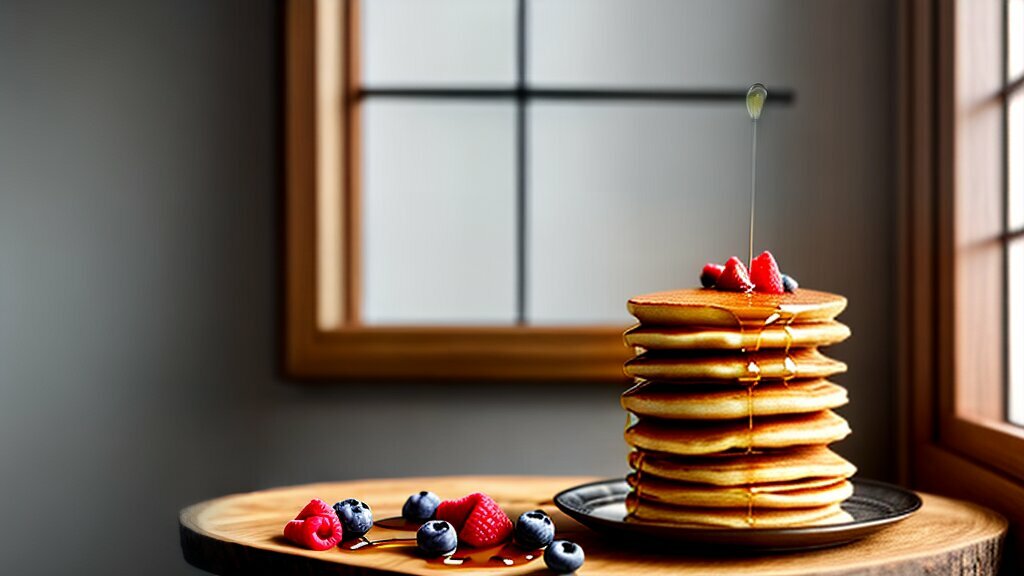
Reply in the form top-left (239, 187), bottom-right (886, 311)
top-left (294, 498), bottom-right (336, 520)
top-left (283, 498), bottom-right (343, 551)
top-left (435, 493), bottom-right (479, 529)
top-left (436, 492), bottom-right (513, 548)
top-left (750, 251), bottom-right (785, 294)
top-left (700, 263), bottom-right (725, 288)
top-left (716, 256), bottom-right (754, 292)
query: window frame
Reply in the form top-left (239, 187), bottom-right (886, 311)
top-left (284, 0), bottom-right (630, 380)
top-left (901, 0), bottom-right (1024, 564)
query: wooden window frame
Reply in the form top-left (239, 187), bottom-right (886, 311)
top-left (284, 0), bottom-right (630, 381)
top-left (901, 0), bottom-right (1024, 564)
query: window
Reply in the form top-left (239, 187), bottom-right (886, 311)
top-left (285, 0), bottom-right (801, 379)
top-left (903, 0), bottom-right (1024, 564)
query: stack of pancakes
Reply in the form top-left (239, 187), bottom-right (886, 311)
top-left (621, 288), bottom-right (855, 528)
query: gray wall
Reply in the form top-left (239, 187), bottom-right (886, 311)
top-left (0, 1), bottom-right (893, 574)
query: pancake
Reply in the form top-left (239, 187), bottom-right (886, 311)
top-left (627, 288), bottom-right (847, 327)
top-left (626, 496), bottom-right (854, 528)
top-left (624, 321), bottom-right (851, 351)
top-left (628, 446), bottom-right (857, 486)
top-left (621, 379), bottom-right (848, 420)
top-left (627, 474), bottom-right (853, 509)
top-left (624, 410), bottom-right (851, 456)
top-left (624, 348), bottom-right (847, 381)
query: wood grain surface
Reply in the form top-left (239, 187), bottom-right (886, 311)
top-left (180, 476), bottom-right (1007, 575)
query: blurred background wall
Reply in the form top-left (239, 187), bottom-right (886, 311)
top-left (0, 1), bottom-right (893, 573)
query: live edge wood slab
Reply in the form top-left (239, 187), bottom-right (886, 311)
top-left (180, 476), bottom-right (1007, 576)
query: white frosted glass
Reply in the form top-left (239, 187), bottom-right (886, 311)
top-left (528, 0), bottom-right (864, 88)
top-left (527, 103), bottom-right (787, 325)
top-left (1010, 239), bottom-right (1024, 425)
top-left (363, 0), bottom-right (516, 87)
top-left (1011, 91), bottom-right (1024, 231)
top-left (362, 101), bottom-right (516, 324)
top-left (1010, 0), bottom-right (1024, 82)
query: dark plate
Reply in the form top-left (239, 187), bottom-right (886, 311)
top-left (554, 478), bottom-right (921, 552)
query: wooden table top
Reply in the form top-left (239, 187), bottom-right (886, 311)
top-left (179, 476), bottom-right (1007, 575)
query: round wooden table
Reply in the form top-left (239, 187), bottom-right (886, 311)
top-left (179, 476), bottom-right (1007, 575)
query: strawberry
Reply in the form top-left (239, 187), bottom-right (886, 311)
top-left (436, 492), bottom-right (513, 548)
top-left (716, 256), bottom-right (754, 292)
top-left (283, 498), bottom-right (343, 551)
top-left (750, 251), bottom-right (785, 294)
top-left (700, 262), bottom-right (725, 288)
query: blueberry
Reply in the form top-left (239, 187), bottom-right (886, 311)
top-left (514, 509), bottom-right (555, 549)
top-left (782, 274), bottom-right (799, 293)
top-left (416, 520), bottom-right (458, 557)
top-left (333, 499), bottom-right (373, 539)
top-left (700, 270), bottom-right (717, 288)
top-left (544, 540), bottom-right (584, 574)
top-left (402, 490), bottom-right (441, 521)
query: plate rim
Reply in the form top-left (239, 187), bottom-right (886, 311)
top-left (553, 476), bottom-right (922, 539)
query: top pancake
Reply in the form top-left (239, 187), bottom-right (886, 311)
top-left (627, 288), bottom-right (847, 327)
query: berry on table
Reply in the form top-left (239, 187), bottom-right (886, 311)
top-left (333, 499), bottom-right (373, 539)
top-left (544, 540), bottom-right (585, 574)
top-left (402, 491), bottom-right (441, 522)
top-left (716, 256), bottom-right (755, 292)
top-left (435, 492), bottom-right (514, 548)
top-left (700, 262), bottom-right (725, 288)
top-left (282, 498), bottom-right (343, 551)
top-left (782, 273), bottom-right (799, 293)
top-left (514, 509), bottom-right (555, 550)
top-left (417, 520), bottom-right (458, 557)
top-left (750, 251), bottom-right (784, 294)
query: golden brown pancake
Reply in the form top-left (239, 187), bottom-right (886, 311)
top-left (626, 495), bottom-right (854, 528)
top-left (624, 321), bottom-right (851, 351)
top-left (624, 410), bottom-right (851, 456)
top-left (627, 474), bottom-right (853, 509)
top-left (621, 379), bottom-right (848, 420)
top-left (627, 288), bottom-right (848, 327)
top-left (628, 446), bottom-right (857, 486)
top-left (624, 348), bottom-right (847, 381)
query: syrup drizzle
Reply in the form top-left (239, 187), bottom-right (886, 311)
top-left (339, 517), bottom-right (542, 569)
top-left (733, 304), bottom-right (796, 526)
top-left (430, 543), bottom-right (542, 568)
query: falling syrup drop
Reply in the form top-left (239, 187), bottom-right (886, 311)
top-left (746, 83), bottom-right (767, 120)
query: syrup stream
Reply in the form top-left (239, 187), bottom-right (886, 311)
top-left (749, 119), bottom-right (757, 267)
top-left (746, 83), bottom-right (767, 267)
top-left (733, 304), bottom-right (795, 526)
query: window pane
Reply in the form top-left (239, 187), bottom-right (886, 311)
top-left (1010, 238), bottom-right (1024, 425)
top-left (528, 0), bottom-right (853, 88)
top-left (363, 0), bottom-right (516, 87)
top-left (362, 101), bottom-right (516, 324)
top-left (527, 103), bottom-right (781, 325)
top-left (1010, 0), bottom-right (1024, 82)
top-left (1011, 89), bottom-right (1024, 231)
